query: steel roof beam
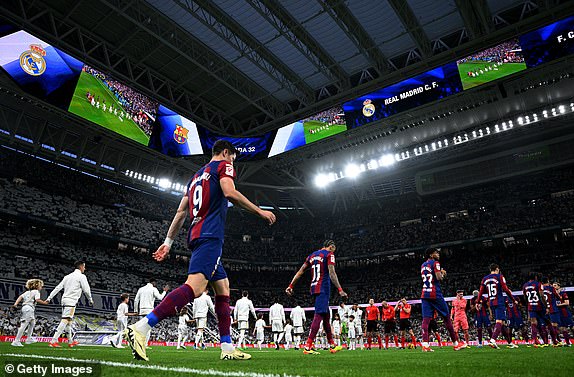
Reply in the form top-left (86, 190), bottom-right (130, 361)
top-left (387, 0), bottom-right (433, 58)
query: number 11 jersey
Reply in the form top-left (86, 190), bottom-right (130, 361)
top-left (306, 249), bottom-right (335, 295)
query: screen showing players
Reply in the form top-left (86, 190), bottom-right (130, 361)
top-left (456, 38), bottom-right (527, 90)
top-left (198, 128), bottom-right (272, 161)
top-left (343, 63), bottom-right (463, 129)
top-left (301, 105), bottom-right (347, 145)
top-left (0, 30), bottom-right (84, 110)
top-left (520, 15), bottom-right (574, 68)
top-left (148, 105), bottom-right (203, 157)
top-left (268, 121), bottom-right (306, 157)
top-left (68, 65), bottom-right (157, 146)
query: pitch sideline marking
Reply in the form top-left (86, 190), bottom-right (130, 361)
top-left (1, 353), bottom-right (311, 377)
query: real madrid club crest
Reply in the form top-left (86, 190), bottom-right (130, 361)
top-left (173, 124), bottom-right (189, 144)
top-left (362, 99), bottom-right (375, 117)
top-left (19, 44), bottom-right (47, 76)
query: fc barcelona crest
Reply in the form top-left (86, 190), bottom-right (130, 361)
top-left (173, 125), bottom-right (188, 144)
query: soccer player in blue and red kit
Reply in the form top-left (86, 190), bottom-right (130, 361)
top-left (505, 295), bottom-right (529, 346)
top-left (420, 248), bottom-right (465, 352)
top-left (126, 140), bottom-right (276, 362)
top-left (522, 272), bottom-right (547, 347)
top-left (477, 263), bottom-right (518, 349)
top-left (554, 281), bottom-right (573, 346)
top-left (542, 276), bottom-right (563, 346)
top-left (471, 289), bottom-right (492, 347)
top-left (286, 240), bottom-right (347, 355)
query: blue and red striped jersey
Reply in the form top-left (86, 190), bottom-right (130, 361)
top-left (505, 296), bottom-right (521, 319)
top-left (522, 280), bottom-right (544, 312)
top-left (420, 259), bottom-right (443, 299)
top-left (306, 248), bottom-right (335, 295)
top-left (558, 292), bottom-right (572, 318)
top-left (186, 160), bottom-right (236, 244)
top-left (542, 285), bottom-right (560, 315)
top-left (478, 273), bottom-right (514, 307)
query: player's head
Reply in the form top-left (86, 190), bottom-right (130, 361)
top-left (369, 298), bottom-right (374, 305)
top-left (26, 279), bottom-right (44, 291)
top-left (257, 313), bottom-right (263, 319)
top-left (553, 281), bottom-right (561, 291)
top-left (180, 306), bottom-right (188, 315)
top-left (489, 263), bottom-right (499, 273)
top-left (212, 139), bottom-right (239, 163)
top-left (353, 303), bottom-right (359, 309)
top-left (149, 278), bottom-right (157, 286)
top-left (120, 293), bottom-right (129, 303)
top-left (457, 290), bottom-right (464, 297)
top-left (349, 315), bottom-right (355, 321)
top-left (425, 247), bottom-right (440, 260)
top-left (334, 313), bottom-right (340, 320)
top-left (542, 276), bottom-right (551, 285)
top-left (339, 302), bottom-right (345, 307)
top-left (381, 301), bottom-right (388, 308)
top-left (242, 290), bottom-right (249, 298)
top-left (401, 298), bottom-right (407, 304)
top-left (323, 239), bottom-right (336, 252)
top-left (74, 261), bottom-right (86, 273)
top-left (528, 271), bottom-right (539, 281)
top-left (472, 289), bottom-right (479, 297)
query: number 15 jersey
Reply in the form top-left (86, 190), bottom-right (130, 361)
top-left (306, 248), bottom-right (335, 295)
top-left (186, 160), bottom-right (236, 245)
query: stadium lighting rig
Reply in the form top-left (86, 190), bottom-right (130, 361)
top-left (314, 101), bottom-right (574, 188)
top-left (124, 170), bottom-right (187, 194)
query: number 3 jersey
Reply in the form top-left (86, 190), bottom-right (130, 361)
top-left (306, 248), bottom-right (335, 295)
top-left (186, 160), bottom-right (236, 244)
top-left (420, 259), bottom-right (443, 299)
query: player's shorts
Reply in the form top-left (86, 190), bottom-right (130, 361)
top-left (559, 315), bottom-right (574, 328)
top-left (61, 305), bottom-right (76, 319)
top-left (271, 321), bottom-right (284, 333)
top-left (116, 318), bottom-right (127, 332)
top-left (428, 319), bottom-right (439, 332)
top-left (256, 329), bottom-right (264, 341)
top-left (20, 305), bottom-right (35, 322)
top-left (355, 323), bottom-right (363, 336)
top-left (178, 326), bottom-right (189, 335)
top-left (196, 317), bottom-right (207, 329)
top-left (188, 238), bottom-right (226, 281)
top-left (475, 315), bottom-right (491, 328)
top-left (333, 326), bottom-right (341, 336)
top-left (366, 320), bottom-right (377, 332)
top-left (548, 312), bottom-right (561, 324)
top-left (238, 321), bottom-right (249, 330)
top-left (508, 316), bottom-right (524, 329)
top-left (384, 320), bottom-right (396, 334)
top-left (285, 334), bottom-right (293, 342)
top-left (453, 316), bottom-right (469, 331)
top-left (399, 318), bottom-right (411, 331)
top-left (421, 298), bottom-right (449, 319)
top-left (348, 327), bottom-right (356, 339)
top-left (492, 305), bottom-right (506, 321)
top-left (139, 308), bottom-right (153, 316)
top-left (313, 292), bottom-right (330, 314)
top-left (528, 310), bottom-right (546, 323)
top-left (293, 326), bottom-right (304, 334)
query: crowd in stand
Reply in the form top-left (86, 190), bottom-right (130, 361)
top-left (302, 105), bottom-right (345, 126)
top-left (457, 40), bottom-right (524, 64)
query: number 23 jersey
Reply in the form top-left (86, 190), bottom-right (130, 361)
top-left (186, 160), bottom-right (236, 244)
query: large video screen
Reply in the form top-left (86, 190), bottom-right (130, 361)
top-left (456, 38), bottom-right (526, 90)
top-left (268, 121), bottom-right (306, 157)
top-left (520, 15), bottom-right (574, 68)
top-left (301, 105), bottom-right (347, 144)
top-left (198, 128), bottom-right (272, 161)
top-left (343, 63), bottom-right (463, 129)
top-left (68, 65), bottom-right (157, 145)
top-left (148, 105), bottom-right (203, 157)
top-left (0, 30), bottom-right (83, 110)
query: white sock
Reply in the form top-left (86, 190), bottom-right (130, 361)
top-left (15, 321), bottom-right (28, 342)
top-left (277, 332), bottom-right (284, 343)
top-left (258, 340), bottom-right (262, 350)
top-left (195, 333), bottom-right (201, 346)
top-left (66, 325), bottom-right (73, 343)
top-left (134, 317), bottom-right (151, 335)
top-left (238, 330), bottom-right (245, 347)
top-left (51, 321), bottom-right (67, 343)
top-left (221, 342), bottom-right (234, 352)
top-left (273, 333), bottom-right (278, 344)
top-left (177, 334), bottom-right (182, 347)
top-left (115, 331), bottom-right (123, 346)
top-left (337, 338), bottom-right (341, 346)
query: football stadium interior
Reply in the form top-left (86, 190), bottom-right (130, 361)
top-left (1, 0), bottom-right (574, 376)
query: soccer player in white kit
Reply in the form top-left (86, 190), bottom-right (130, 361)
top-left (350, 303), bottom-right (364, 349)
top-left (46, 261), bottom-right (93, 348)
top-left (253, 314), bottom-right (268, 350)
top-left (134, 278), bottom-right (169, 347)
top-left (269, 302), bottom-right (286, 349)
top-left (233, 291), bottom-right (256, 349)
top-left (11, 279), bottom-right (48, 346)
top-left (332, 313), bottom-right (342, 346)
top-left (290, 304), bottom-right (306, 350)
top-left (177, 306), bottom-right (194, 349)
top-left (193, 289), bottom-right (215, 349)
top-left (284, 319), bottom-right (294, 350)
top-left (111, 293), bottom-right (135, 348)
top-left (348, 315), bottom-right (357, 350)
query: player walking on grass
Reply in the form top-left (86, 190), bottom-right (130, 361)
top-left (286, 240), bottom-right (347, 355)
top-left (450, 290), bottom-right (470, 348)
top-left (477, 263), bottom-right (519, 349)
top-left (381, 301), bottom-right (398, 349)
top-left (542, 276), bottom-right (563, 346)
top-left (471, 289), bottom-right (492, 347)
top-left (420, 248), bottom-right (465, 352)
top-left (365, 299), bottom-right (380, 350)
top-left (523, 273), bottom-right (547, 347)
top-left (554, 281), bottom-right (573, 346)
top-left (125, 140), bottom-right (276, 362)
top-left (11, 279), bottom-right (48, 347)
top-left (110, 293), bottom-right (136, 349)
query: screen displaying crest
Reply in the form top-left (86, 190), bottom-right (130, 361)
top-left (0, 30), bottom-right (84, 109)
top-left (148, 105), bottom-right (203, 157)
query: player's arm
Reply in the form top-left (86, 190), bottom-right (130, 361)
top-left (487, 301), bottom-right (493, 319)
top-left (154, 287), bottom-right (167, 301)
top-left (220, 177), bottom-right (275, 225)
top-left (153, 195), bottom-right (188, 262)
top-left (500, 276), bottom-right (517, 303)
top-left (450, 306), bottom-right (455, 320)
top-left (328, 264), bottom-right (347, 298)
top-left (250, 302), bottom-right (256, 320)
top-left (552, 288), bottom-right (562, 301)
top-left (134, 290), bottom-right (141, 313)
top-left (538, 287), bottom-right (547, 309)
top-left (12, 294), bottom-right (23, 307)
top-left (404, 305), bottom-right (411, 314)
top-left (81, 276), bottom-right (94, 305)
top-left (557, 295), bottom-right (569, 307)
top-left (46, 278), bottom-right (65, 303)
top-left (208, 297), bottom-right (216, 317)
top-left (286, 262), bottom-right (309, 295)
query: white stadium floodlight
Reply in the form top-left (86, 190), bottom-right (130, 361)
top-left (379, 154), bottom-right (396, 167)
top-left (559, 105), bottom-right (566, 114)
top-left (518, 117), bottom-right (523, 125)
top-left (158, 178), bottom-right (171, 189)
top-left (367, 159), bottom-right (379, 170)
top-left (314, 174), bottom-right (329, 188)
top-left (345, 164), bottom-right (360, 178)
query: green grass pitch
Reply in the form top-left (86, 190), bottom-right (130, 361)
top-left (457, 61), bottom-right (527, 90)
top-left (1, 343), bottom-right (573, 377)
top-left (68, 71), bottom-right (150, 145)
top-left (303, 120), bottom-right (347, 145)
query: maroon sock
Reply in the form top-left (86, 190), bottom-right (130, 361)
top-left (491, 322), bottom-right (502, 340)
top-left (215, 295), bottom-right (231, 343)
top-left (149, 284), bottom-right (194, 325)
top-left (531, 324), bottom-right (539, 344)
top-left (306, 314), bottom-right (322, 348)
top-left (540, 326), bottom-right (549, 344)
top-left (443, 316), bottom-right (458, 342)
top-left (421, 318), bottom-right (430, 342)
top-left (549, 325), bottom-right (559, 345)
top-left (321, 313), bottom-right (334, 345)
top-left (502, 326), bottom-right (512, 344)
top-left (521, 328), bottom-right (529, 342)
top-left (563, 330), bottom-right (571, 344)
top-left (487, 326), bottom-right (493, 338)
top-left (477, 328), bottom-right (483, 344)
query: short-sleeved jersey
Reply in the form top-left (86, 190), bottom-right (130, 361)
top-left (398, 304), bottom-right (411, 319)
top-left (365, 305), bottom-right (379, 321)
top-left (381, 305), bottom-right (395, 321)
top-left (478, 273), bottom-right (513, 307)
top-left (452, 298), bottom-right (467, 317)
top-left (420, 259), bottom-right (443, 299)
top-left (306, 248), bottom-right (335, 295)
top-left (186, 160), bottom-right (236, 244)
top-left (471, 296), bottom-right (489, 317)
top-left (505, 296), bottom-right (520, 319)
top-left (522, 281), bottom-right (544, 311)
top-left (21, 290), bottom-right (40, 307)
top-left (178, 314), bottom-right (190, 328)
top-left (558, 292), bottom-right (571, 318)
top-left (542, 285), bottom-right (560, 314)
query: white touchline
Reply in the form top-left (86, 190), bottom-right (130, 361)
top-left (1, 354), bottom-right (312, 377)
